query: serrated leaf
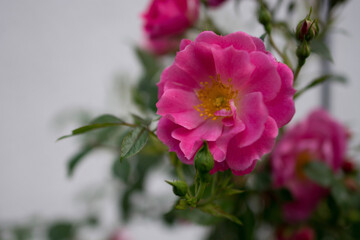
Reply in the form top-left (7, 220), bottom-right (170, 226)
top-left (199, 204), bottom-right (242, 225)
top-left (294, 74), bottom-right (346, 99)
top-left (57, 114), bottom-right (126, 140)
top-left (120, 127), bottom-right (149, 160)
top-left (112, 158), bottom-right (130, 183)
top-left (311, 39), bottom-right (333, 62)
top-left (67, 145), bottom-right (93, 177)
top-left (223, 189), bottom-right (245, 196)
top-left (131, 114), bottom-right (151, 126)
top-left (304, 161), bottom-right (335, 187)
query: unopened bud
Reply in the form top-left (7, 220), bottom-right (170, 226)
top-left (166, 180), bottom-right (188, 197)
top-left (296, 41), bottom-right (311, 66)
top-left (342, 160), bottom-right (356, 174)
top-left (194, 143), bottom-right (214, 173)
top-left (258, 5), bottom-right (272, 33)
top-left (296, 19), bottom-right (319, 42)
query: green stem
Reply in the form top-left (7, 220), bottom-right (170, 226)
top-left (176, 161), bottom-right (186, 182)
top-left (195, 181), bottom-right (207, 200)
top-left (268, 34), bottom-right (293, 69)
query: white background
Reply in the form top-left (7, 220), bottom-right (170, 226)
top-left (1, 0), bottom-right (360, 239)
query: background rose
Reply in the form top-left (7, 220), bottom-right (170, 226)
top-left (276, 226), bottom-right (315, 240)
top-left (156, 31), bottom-right (295, 175)
top-left (271, 109), bottom-right (348, 221)
top-left (142, 0), bottom-right (199, 54)
top-left (206, 0), bottom-right (228, 8)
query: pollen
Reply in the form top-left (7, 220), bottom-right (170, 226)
top-left (295, 151), bottom-right (312, 180)
top-left (194, 74), bottom-right (238, 120)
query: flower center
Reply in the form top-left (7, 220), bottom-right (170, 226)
top-left (295, 151), bottom-right (312, 180)
top-left (194, 74), bottom-right (238, 120)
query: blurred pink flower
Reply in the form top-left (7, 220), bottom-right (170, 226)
top-left (207, 0), bottom-right (228, 8)
top-left (109, 229), bottom-right (131, 240)
top-left (271, 109), bottom-right (348, 221)
top-left (142, 0), bottom-right (199, 54)
top-left (276, 226), bottom-right (315, 240)
top-left (156, 31), bottom-right (295, 175)
top-left (144, 35), bottom-right (181, 55)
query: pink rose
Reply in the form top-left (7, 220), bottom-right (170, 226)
top-left (156, 31), bottom-right (295, 175)
top-left (276, 226), bottom-right (315, 240)
top-left (271, 109), bottom-right (348, 221)
top-left (206, 0), bottom-right (228, 8)
top-left (109, 229), bottom-right (131, 240)
top-left (144, 35), bottom-right (182, 55)
top-left (142, 0), bottom-right (199, 54)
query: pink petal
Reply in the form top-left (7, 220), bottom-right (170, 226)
top-left (237, 92), bottom-right (268, 148)
top-left (180, 39), bottom-right (192, 51)
top-left (244, 52), bottom-right (281, 102)
top-left (174, 41), bottom-right (216, 83)
top-left (156, 118), bottom-right (192, 164)
top-left (226, 117), bottom-right (277, 172)
top-left (209, 100), bottom-right (245, 162)
top-left (250, 36), bottom-right (266, 52)
top-left (171, 120), bottom-right (223, 159)
top-left (211, 46), bottom-right (255, 89)
top-left (195, 31), bottom-right (258, 52)
top-left (158, 64), bottom-right (200, 98)
top-left (210, 160), bottom-right (229, 174)
top-left (231, 160), bottom-right (257, 175)
top-left (265, 62), bottom-right (296, 127)
top-left (156, 89), bottom-right (204, 129)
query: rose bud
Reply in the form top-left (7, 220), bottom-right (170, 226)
top-left (296, 19), bottom-right (319, 42)
top-left (166, 180), bottom-right (188, 197)
top-left (342, 159), bottom-right (356, 174)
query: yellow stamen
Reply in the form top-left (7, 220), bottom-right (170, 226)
top-left (295, 151), bottom-right (312, 180)
top-left (194, 74), bottom-right (238, 120)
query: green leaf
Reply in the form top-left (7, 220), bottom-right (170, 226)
top-left (135, 47), bottom-right (159, 77)
top-left (47, 221), bottom-right (75, 240)
top-left (112, 158), bottom-right (130, 183)
top-left (304, 161), bottom-right (335, 187)
top-left (311, 39), bottom-right (333, 62)
top-left (199, 204), bottom-right (242, 225)
top-left (259, 33), bottom-right (267, 42)
top-left (331, 179), bottom-right (350, 207)
top-left (131, 114), bottom-right (151, 126)
top-left (294, 74), bottom-right (346, 99)
top-left (57, 114), bottom-right (126, 140)
top-left (120, 127), bottom-right (149, 160)
top-left (67, 145), bottom-right (93, 177)
top-left (222, 189), bottom-right (245, 196)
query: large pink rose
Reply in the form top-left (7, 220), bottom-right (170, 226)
top-left (271, 109), bottom-right (348, 221)
top-left (156, 31), bottom-right (295, 175)
top-left (142, 0), bottom-right (199, 54)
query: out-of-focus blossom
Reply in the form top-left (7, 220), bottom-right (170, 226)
top-left (144, 36), bottom-right (181, 55)
top-left (109, 229), bottom-right (131, 240)
top-left (156, 31), bottom-right (295, 175)
top-left (206, 0), bottom-right (228, 8)
top-left (342, 159), bottom-right (356, 174)
top-left (271, 109), bottom-right (348, 221)
top-left (142, 0), bottom-right (199, 55)
top-left (276, 226), bottom-right (315, 240)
